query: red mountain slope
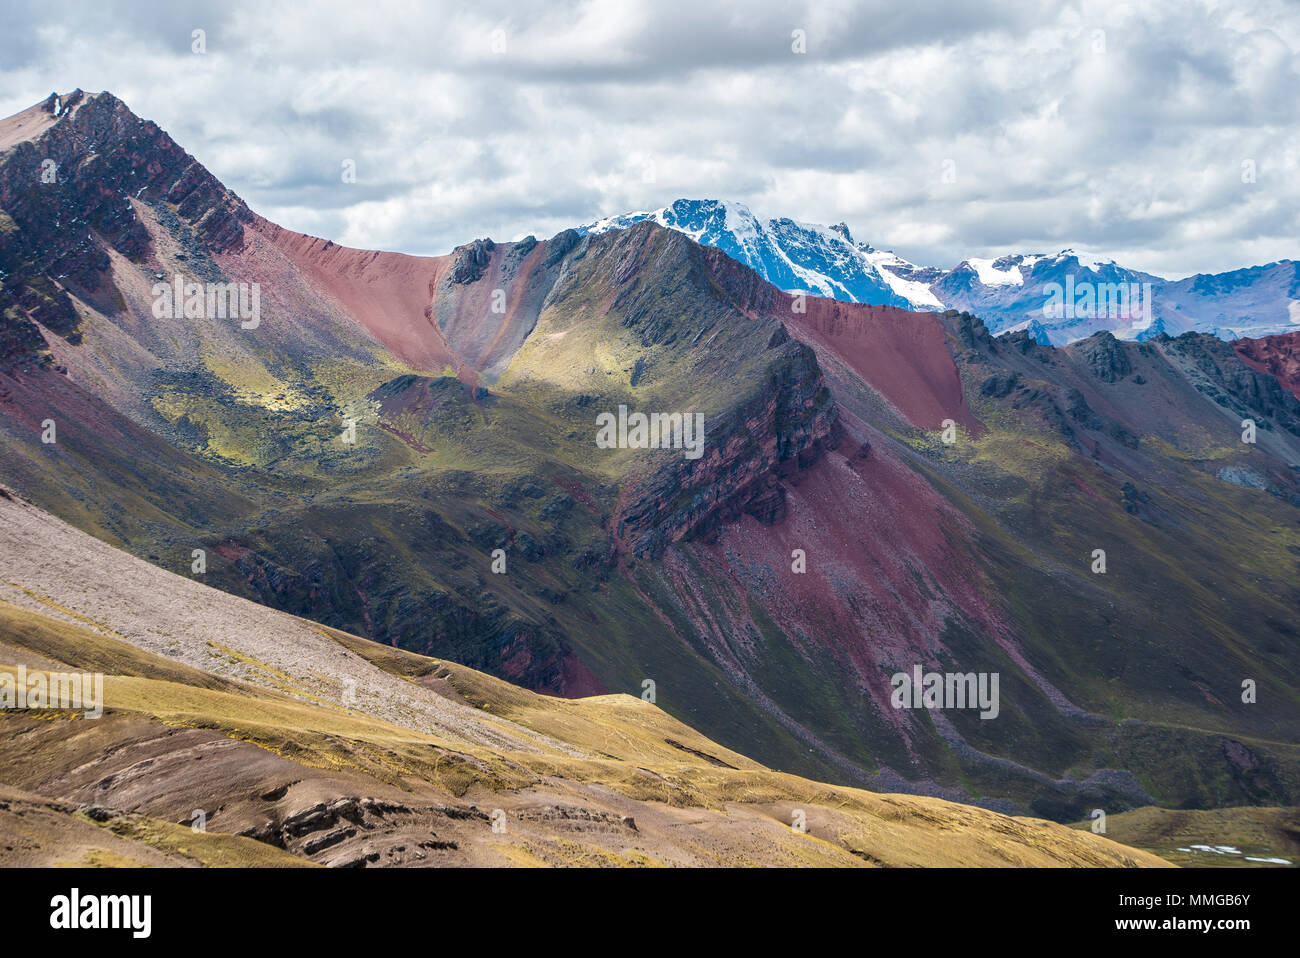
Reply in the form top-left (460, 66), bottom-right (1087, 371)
top-left (1235, 330), bottom-right (1300, 402)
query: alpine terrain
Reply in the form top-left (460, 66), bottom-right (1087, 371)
top-left (1, 90), bottom-right (1297, 867)
top-left (585, 199), bottom-right (1300, 344)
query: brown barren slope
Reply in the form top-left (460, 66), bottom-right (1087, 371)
top-left (226, 218), bottom-right (567, 386)
top-left (234, 215), bottom-right (459, 375)
top-left (695, 245), bottom-right (982, 434)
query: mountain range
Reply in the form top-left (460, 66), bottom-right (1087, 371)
top-left (583, 199), bottom-right (1300, 345)
top-left (2, 90), bottom-right (1299, 866)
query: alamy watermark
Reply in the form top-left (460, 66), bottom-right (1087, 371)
top-left (50, 889), bottom-right (150, 938)
top-left (890, 665), bottom-right (999, 720)
top-left (152, 273), bottom-right (260, 329)
top-left (1042, 275), bottom-right (1154, 325)
top-left (1, 664), bottom-right (103, 718)
top-left (595, 404), bottom-right (705, 460)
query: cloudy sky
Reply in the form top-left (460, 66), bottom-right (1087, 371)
top-left (2, 0), bottom-right (1296, 277)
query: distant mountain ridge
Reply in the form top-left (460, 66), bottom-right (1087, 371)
top-left (581, 199), bottom-right (1300, 346)
top-left (5, 91), bottom-right (1300, 825)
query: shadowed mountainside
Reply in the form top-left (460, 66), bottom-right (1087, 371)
top-left (0, 487), bottom-right (1165, 868)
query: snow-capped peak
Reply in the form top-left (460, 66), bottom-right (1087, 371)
top-left (578, 198), bottom-right (943, 311)
top-left (576, 199), bottom-right (1297, 345)
top-left (1054, 248), bottom-right (1120, 272)
top-left (964, 257), bottom-right (1026, 287)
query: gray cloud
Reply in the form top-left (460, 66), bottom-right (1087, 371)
top-left (1, 0), bottom-right (1295, 277)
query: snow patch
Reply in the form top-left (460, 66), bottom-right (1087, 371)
top-left (863, 248), bottom-right (944, 308)
top-left (1056, 248), bottom-right (1119, 272)
top-left (966, 257), bottom-right (1024, 287)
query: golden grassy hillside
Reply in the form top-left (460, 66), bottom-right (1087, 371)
top-left (0, 598), bottom-right (1167, 868)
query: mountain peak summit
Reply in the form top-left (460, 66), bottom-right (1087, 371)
top-left (582, 198), bottom-right (1299, 344)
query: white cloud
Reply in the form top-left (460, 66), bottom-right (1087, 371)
top-left (1, 0), bottom-right (1295, 278)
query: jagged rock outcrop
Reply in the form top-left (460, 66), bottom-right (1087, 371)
top-left (615, 347), bottom-right (839, 558)
top-left (1071, 330), bottom-right (1133, 382)
top-left (446, 238), bottom-right (495, 285)
top-left (1162, 331), bottom-right (1300, 433)
top-left (0, 89), bottom-right (251, 366)
top-left (1235, 330), bottom-right (1300, 402)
